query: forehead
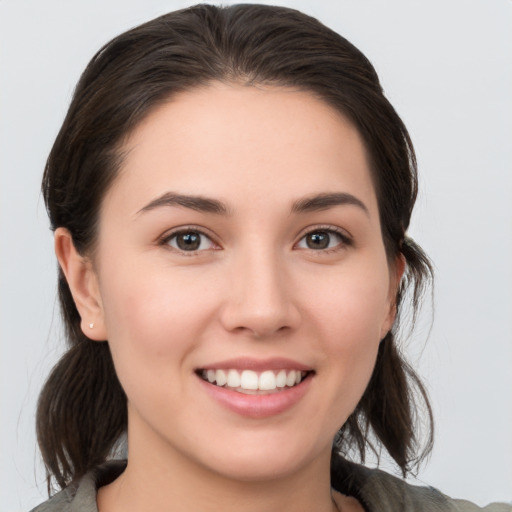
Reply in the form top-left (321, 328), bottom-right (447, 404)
top-left (105, 83), bottom-right (378, 217)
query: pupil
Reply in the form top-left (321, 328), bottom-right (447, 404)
top-left (307, 232), bottom-right (329, 249)
top-left (177, 232), bottom-right (200, 250)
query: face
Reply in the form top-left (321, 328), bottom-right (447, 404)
top-left (87, 84), bottom-right (399, 481)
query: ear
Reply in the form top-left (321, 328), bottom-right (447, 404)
top-left (380, 252), bottom-right (406, 339)
top-left (54, 227), bottom-right (107, 341)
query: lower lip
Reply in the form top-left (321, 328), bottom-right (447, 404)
top-left (197, 373), bottom-right (313, 419)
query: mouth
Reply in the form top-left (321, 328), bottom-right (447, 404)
top-left (196, 368), bottom-right (314, 395)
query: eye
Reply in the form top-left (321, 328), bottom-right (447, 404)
top-left (296, 229), bottom-right (349, 251)
top-left (165, 230), bottom-right (217, 252)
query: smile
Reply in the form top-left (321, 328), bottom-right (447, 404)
top-left (198, 369), bottom-right (311, 394)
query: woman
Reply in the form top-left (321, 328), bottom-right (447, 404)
top-left (30, 4), bottom-right (510, 512)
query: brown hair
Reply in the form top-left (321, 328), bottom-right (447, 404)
top-left (38, 3), bottom-right (433, 491)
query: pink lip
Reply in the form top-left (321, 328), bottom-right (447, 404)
top-left (196, 371), bottom-right (313, 419)
top-left (198, 357), bottom-right (313, 372)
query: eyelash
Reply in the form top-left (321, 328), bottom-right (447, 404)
top-left (158, 226), bottom-right (219, 256)
top-left (295, 225), bottom-right (353, 254)
top-left (158, 225), bottom-right (352, 255)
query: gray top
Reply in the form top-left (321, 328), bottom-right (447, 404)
top-left (30, 457), bottom-right (511, 512)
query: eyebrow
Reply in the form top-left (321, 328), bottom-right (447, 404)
top-left (137, 191), bottom-right (368, 217)
top-left (138, 192), bottom-right (230, 215)
top-left (291, 192), bottom-right (369, 215)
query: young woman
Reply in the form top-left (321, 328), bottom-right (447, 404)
top-left (31, 4), bottom-right (510, 512)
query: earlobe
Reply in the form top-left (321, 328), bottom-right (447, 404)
top-left (54, 228), bottom-right (107, 341)
top-left (380, 253), bottom-right (407, 339)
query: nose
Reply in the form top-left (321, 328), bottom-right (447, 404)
top-left (220, 247), bottom-right (301, 338)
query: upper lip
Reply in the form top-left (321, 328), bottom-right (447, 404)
top-left (197, 357), bottom-right (313, 372)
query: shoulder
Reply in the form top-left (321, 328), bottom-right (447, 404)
top-left (29, 460), bottom-right (127, 512)
top-left (449, 500), bottom-right (512, 512)
top-left (29, 485), bottom-right (78, 512)
top-left (331, 454), bottom-right (511, 512)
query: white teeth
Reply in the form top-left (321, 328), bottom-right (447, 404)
top-left (216, 369), bottom-right (227, 386)
top-left (285, 370), bottom-right (297, 387)
top-left (259, 370), bottom-right (276, 390)
top-left (240, 370), bottom-right (259, 390)
top-left (201, 368), bottom-right (308, 391)
top-left (276, 370), bottom-right (287, 388)
top-left (227, 369), bottom-right (241, 387)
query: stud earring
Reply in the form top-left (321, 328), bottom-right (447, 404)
top-left (89, 323), bottom-right (94, 329)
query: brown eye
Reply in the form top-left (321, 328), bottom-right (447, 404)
top-left (296, 230), bottom-right (346, 251)
top-left (167, 231), bottom-right (215, 252)
top-left (306, 232), bottom-right (330, 249)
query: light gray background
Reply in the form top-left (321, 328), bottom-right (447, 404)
top-left (1, 1), bottom-right (511, 510)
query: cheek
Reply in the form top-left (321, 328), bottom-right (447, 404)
top-left (311, 263), bottom-right (391, 348)
top-left (98, 261), bottom-right (217, 378)
top-left (97, 265), bottom-right (218, 430)
top-left (305, 264), bottom-right (390, 417)
top-left (320, 289), bottom-right (383, 385)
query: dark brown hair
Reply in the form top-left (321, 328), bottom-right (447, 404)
top-left (38, 3), bottom-right (433, 491)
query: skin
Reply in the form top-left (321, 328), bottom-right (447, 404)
top-left (56, 84), bottom-right (404, 512)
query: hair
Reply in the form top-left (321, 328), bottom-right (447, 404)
top-left (38, 3), bottom-right (434, 491)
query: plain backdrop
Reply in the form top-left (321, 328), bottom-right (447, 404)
top-left (1, 1), bottom-right (511, 510)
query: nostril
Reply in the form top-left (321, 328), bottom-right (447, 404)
top-left (219, 271), bottom-right (301, 337)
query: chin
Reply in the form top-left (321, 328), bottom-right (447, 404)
top-left (195, 431), bottom-right (329, 483)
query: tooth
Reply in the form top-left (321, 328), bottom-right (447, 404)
top-left (216, 369), bottom-right (227, 386)
top-left (286, 370), bottom-right (296, 387)
top-left (259, 370), bottom-right (277, 390)
top-left (240, 370), bottom-right (259, 390)
top-left (209, 368), bottom-right (306, 390)
top-left (227, 369), bottom-right (241, 387)
top-left (276, 370), bottom-right (287, 388)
